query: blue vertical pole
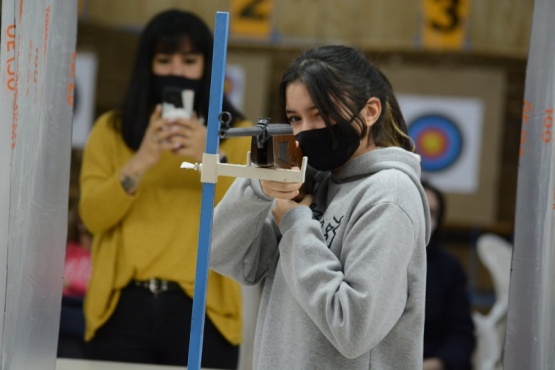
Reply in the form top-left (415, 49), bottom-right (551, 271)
top-left (187, 12), bottom-right (229, 370)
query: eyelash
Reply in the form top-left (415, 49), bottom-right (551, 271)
top-left (183, 58), bottom-right (198, 64)
top-left (287, 116), bottom-right (300, 123)
top-left (286, 111), bottom-right (321, 124)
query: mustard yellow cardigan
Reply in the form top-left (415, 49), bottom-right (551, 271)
top-left (79, 111), bottom-right (252, 344)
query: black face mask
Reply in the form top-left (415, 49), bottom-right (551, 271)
top-left (295, 125), bottom-right (360, 171)
top-left (151, 75), bottom-right (202, 104)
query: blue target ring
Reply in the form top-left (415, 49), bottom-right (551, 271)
top-left (408, 114), bottom-right (463, 172)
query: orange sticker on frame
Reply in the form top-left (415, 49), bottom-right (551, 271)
top-left (230, 0), bottom-right (274, 37)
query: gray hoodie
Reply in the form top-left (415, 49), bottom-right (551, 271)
top-left (211, 147), bottom-right (431, 370)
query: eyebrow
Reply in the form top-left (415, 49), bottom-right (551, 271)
top-left (154, 51), bottom-right (201, 56)
top-left (285, 106), bottom-right (318, 115)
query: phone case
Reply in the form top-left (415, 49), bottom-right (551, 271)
top-left (162, 87), bottom-right (194, 119)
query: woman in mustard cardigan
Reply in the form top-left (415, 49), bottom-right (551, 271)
top-left (79, 9), bottom-right (251, 368)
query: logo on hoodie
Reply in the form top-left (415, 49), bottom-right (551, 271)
top-left (322, 215), bottom-right (344, 248)
top-left (311, 203), bottom-right (343, 248)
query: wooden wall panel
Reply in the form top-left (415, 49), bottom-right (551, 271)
top-left (82, 0), bottom-right (533, 56)
top-left (468, 1), bottom-right (534, 55)
top-left (75, 23), bottom-right (138, 114)
top-left (274, 1), bottom-right (421, 49)
top-left (86, 0), bottom-right (230, 28)
top-left (273, 0), bottom-right (322, 42)
top-left (227, 51), bottom-right (272, 123)
top-left (381, 65), bottom-right (505, 225)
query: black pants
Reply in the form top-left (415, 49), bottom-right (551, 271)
top-left (85, 284), bottom-right (239, 368)
top-left (58, 296), bottom-right (87, 359)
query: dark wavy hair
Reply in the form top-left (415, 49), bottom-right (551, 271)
top-left (278, 45), bottom-right (413, 151)
top-left (116, 9), bottom-right (245, 150)
top-left (421, 180), bottom-right (446, 245)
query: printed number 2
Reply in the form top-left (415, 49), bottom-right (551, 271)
top-left (430, 0), bottom-right (460, 32)
top-left (239, 0), bottom-right (268, 21)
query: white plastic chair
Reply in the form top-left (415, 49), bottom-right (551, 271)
top-left (472, 233), bottom-right (513, 370)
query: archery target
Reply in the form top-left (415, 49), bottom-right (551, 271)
top-left (398, 94), bottom-right (484, 193)
top-left (408, 114), bottom-right (463, 172)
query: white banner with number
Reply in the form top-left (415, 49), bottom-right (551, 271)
top-left (504, 0), bottom-right (555, 368)
top-left (0, 0), bottom-right (16, 360)
top-left (0, 0), bottom-right (78, 367)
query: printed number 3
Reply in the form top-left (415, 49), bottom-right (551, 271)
top-left (430, 0), bottom-right (461, 33)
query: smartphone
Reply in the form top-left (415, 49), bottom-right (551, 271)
top-left (162, 87), bottom-right (194, 120)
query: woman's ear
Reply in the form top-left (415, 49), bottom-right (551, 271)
top-left (364, 97), bottom-right (382, 128)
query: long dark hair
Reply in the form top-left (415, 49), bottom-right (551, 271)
top-left (117, 9), bottom-right (244, 151)
top-left (278, 45), bottom-right (413, 151)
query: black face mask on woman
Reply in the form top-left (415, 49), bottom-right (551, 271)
top-left (295, 124), bottom-right (360, 171)
top-left (151, 75), bottom-right (202, 104)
